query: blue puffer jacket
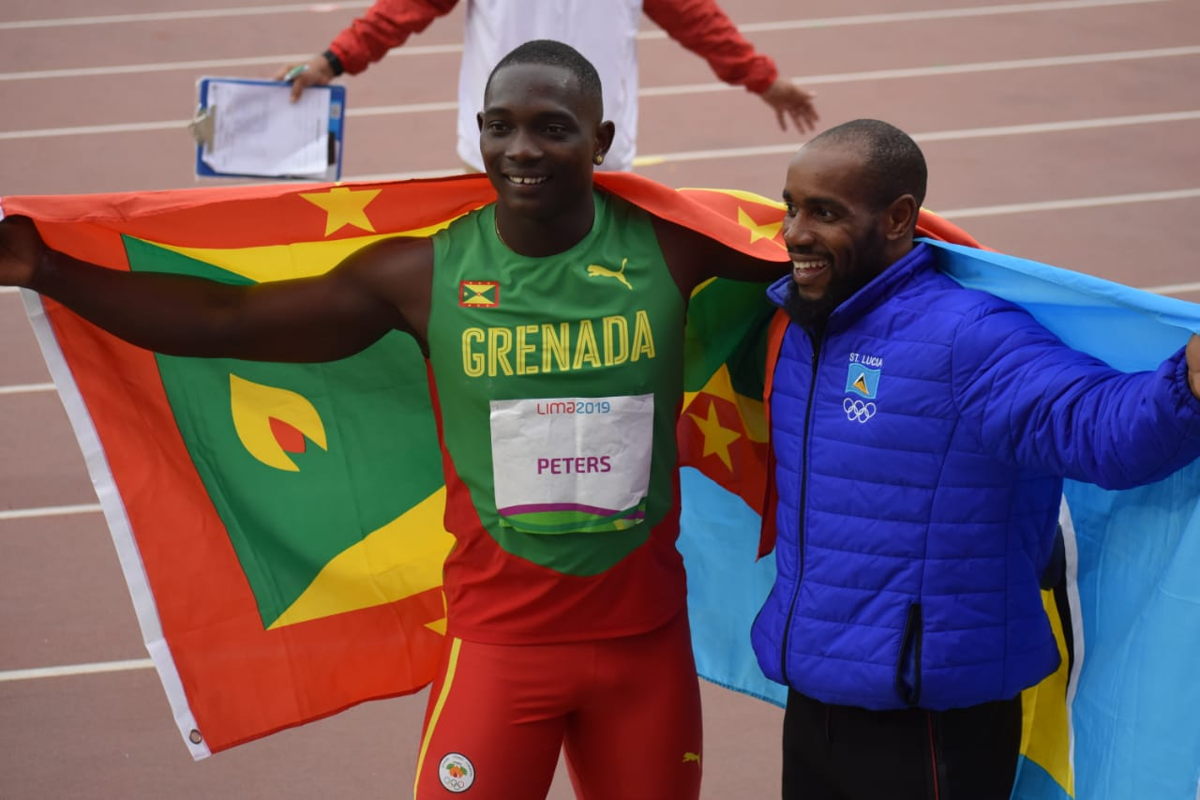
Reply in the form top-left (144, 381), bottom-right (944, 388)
top-left (751, 242), bottom-right (1200, 711)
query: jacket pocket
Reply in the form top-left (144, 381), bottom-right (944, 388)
top-left (894, 602), bottom-right (923, 706)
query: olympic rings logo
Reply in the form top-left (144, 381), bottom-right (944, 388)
top-left (843, 397), bottom-right (877, 423)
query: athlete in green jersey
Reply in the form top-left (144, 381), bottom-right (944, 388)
top-left (427, 189), bottom-right (692, 642)
top-left (0, 40), bottom-right (789, 800)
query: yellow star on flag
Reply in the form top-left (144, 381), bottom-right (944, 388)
top-left (737, 206), bottom-right (782, 245)
top-left (686, 397), bottom-right (742, 472)
top-left (301, 187), bottom-right (382, 236)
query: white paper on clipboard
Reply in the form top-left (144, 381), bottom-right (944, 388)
top-left (201, 80), bottom-right (331, 178)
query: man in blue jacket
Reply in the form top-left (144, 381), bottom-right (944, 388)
top-left (753, 118), bottom-right (1200, 799)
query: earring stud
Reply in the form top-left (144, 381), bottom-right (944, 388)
top-left (593, 154), bottom-right (604, 165)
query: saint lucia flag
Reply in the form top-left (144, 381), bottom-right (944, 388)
top-left (679, 235), bottom-right (1200, 800)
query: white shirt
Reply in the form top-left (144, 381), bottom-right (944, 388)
top-left (457, 0), bottom-right (644, 171)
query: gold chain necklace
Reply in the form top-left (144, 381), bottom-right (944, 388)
top-left (494, 215), bottom-right (511, 250)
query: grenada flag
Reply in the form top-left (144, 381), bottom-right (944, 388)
top-left (6, 174), bottom-right (1200, 800)
top-left (7, 177), bottom-right (496, 757)
top-left (3, 172), bottom-right (799, 758)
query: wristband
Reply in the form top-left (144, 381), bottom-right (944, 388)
top-left (322, 49), bottom-right (345, 77)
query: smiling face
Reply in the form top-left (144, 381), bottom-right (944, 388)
top-left (478, 62), bottom-right (612, 223)
top-left (780, 140), bottom-right (914, 325)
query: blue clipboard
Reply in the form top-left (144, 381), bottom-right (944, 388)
top-left (191, 77), bottom-right (345, 181)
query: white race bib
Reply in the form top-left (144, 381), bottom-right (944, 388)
top-left (489, 394), bottom-right (654, 533)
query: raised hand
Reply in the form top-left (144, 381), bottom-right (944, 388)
top-left (760, 79), bottom-right (819, 134)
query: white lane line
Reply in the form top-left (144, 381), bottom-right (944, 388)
top-left (6, 47), bottom-right (1199, 141)
top-left (940, 188), bottom-right (1200, 218)
top-left (0, 53), bottom-right (320, 82)
top-left (0, 47), bottom-right (469, 81)
top-left (914, 110), bottom-right (1200, 141)
top-left (791, 45), bottom-right (1200, 88)
top-left (616, 111), bottom-right (1200, 169)
top-left (0, 382), bottom-right (54, 395)
top-left (0, 0), bottom-right (1169, 77)
top-left (640, 45), bottom-right (1200, 96)
top-left (1143, 281), bottom-right (1200, 295)
top-left (0, 659), bottom-right (153, 682)
top-left (0, 503), bottom-right (102, 521)
top-left (3, 0), bottom-right (1161, 32)
top-left (344, 100), bottom-right (459, 117)
top-left (0, 2), bottom-right (370, 30)
top-left (0, 119), bottom-right (195, 139)
top-left (647, 0), bottom-right (1169, 39)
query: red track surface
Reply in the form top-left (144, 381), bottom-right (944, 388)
top-left (2, 1), bottom-right (1198, 797)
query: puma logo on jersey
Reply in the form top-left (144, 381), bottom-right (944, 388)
top-left (586, 258), bottom-right (632, 290)
top-left (682, 752), bottom-right (701, 764)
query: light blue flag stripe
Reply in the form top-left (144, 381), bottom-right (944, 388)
top-left (935, 237), bottom-right (1200, 799)
top-left (680, 466), bottom-right (786, 707)
top-left (681, 239), bottom-right (1200, 800)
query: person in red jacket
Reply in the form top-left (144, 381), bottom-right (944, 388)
top-left (275, 0), bottom-right (818, 171)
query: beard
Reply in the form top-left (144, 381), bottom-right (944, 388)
top-left (782, 268), bottom-right (861, 329)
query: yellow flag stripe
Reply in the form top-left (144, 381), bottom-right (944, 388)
top-left (155, 216), bottom-right (465, 283)
top-left (268, 487), bottom-right (455, 629)
top-left (679, 187), bottom-right (786, 209)
top-left (1018, 588), bottom-right (1075, 795)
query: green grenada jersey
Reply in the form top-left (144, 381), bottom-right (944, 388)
top-left (427, 190), bottom-right (688, 643)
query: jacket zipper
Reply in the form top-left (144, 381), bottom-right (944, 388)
top-left (779, 329), bottom-right (821, 681)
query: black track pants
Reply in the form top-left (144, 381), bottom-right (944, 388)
top-left (781, 690), bottom-right (1022, 800)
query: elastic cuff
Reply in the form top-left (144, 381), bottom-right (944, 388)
top-left (744, 61), bottom-right (779, 95)
top-left (322, 49), bottom-right (345, 77)
top-left (1170, 347), bottom-right (1200, 423)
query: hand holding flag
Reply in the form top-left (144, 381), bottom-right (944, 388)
top-left (0, 215), bottom-right (43, 288)
top-left (1188, 334), bottom-right (1200, 399)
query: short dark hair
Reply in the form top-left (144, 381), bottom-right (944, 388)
top-left (810, 119), bottom-right (927, 209)
top-left (484, 40), bottom-right (604, 118)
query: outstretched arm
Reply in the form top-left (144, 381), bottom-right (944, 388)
top-left (644, 0), bottom-right (818, 133)
top-left (275, 0), bottom-right (458, 100)
top-left (954, 305), bottom-right (1200, 489)
top-left (0, 216), bottom-right (432, 362)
